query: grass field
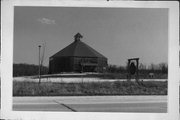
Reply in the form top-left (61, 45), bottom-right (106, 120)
top-left (13, 80), bottom-right (167, 96)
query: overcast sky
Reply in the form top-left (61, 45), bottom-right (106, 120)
top-left (13, 7), bottom-right (168, 67)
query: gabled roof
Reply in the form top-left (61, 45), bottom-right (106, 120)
top-left (51, 33), bottom-right (107, 59)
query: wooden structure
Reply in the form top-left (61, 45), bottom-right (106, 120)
top-left (127, 58), bottom-right (139, 81)
top-left (49, 33), bottom-right (108, 74)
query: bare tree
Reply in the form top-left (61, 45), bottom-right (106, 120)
top-left (149, 63), bottom-right (156, 72)
top-left (139, 63), bottom-right (146, 70)
top-left (158, 63), bottom-right (168, 73)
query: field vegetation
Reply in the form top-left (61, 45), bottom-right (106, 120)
top-left (13, 81), bottom-right (167, 96)
top-left (13, 63), bottom-right (168, 96)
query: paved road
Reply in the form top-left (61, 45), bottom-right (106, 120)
top-left (13, 96), bottom-right (167, 113)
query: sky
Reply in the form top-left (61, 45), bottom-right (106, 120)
top-left (14, 7), bottom-right (168, 67)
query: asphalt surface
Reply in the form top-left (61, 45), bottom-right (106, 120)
top-left (13, 96), bottom-right (167, 113)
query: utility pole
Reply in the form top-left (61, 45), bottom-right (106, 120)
top-left (38, 45), bottom-right (41, 84)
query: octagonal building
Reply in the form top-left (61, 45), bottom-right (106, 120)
top-left (49, 33), bottom-right (108, 74)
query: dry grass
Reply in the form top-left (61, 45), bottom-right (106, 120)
top-left (13, 80), bottom-right (167, 96)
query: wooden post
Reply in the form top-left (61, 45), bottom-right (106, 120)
top-left (136, 59), bottom-right (139, 82)
top-left (127, 59), bottom-right (131, 81)
top-left (38, 45), bottom-right (41, 84)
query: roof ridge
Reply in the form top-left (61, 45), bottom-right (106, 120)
top-left (72, 40), bottom-right (78, 56)
top-left (50, 41), bottom-right (75, 58)
top-left (51, 39), bottom-right (107, 59)
top-left (81, 41), bottom-right (107, 59)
